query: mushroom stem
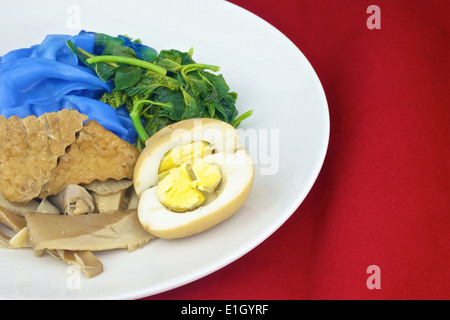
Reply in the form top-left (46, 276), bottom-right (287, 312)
top-left (49, 185), bottom-right (94, 215)
top-left (25, 209), bottom-right (154, 252)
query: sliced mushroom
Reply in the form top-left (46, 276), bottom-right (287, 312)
top-left (0, 206), bottom-right (26, 233)
top-left (119, 187), bottom-right (137, 211)
top-left (56, 250), bottom-right (103, 278)
top-left (0, 193), bottom-right (39, 217)
top-left (19, 200), bottom-right (60, 255)
top-left (49, 185), bottom-right (94, 215)
top-left (0, 230), bottom-right (13, 249)
top-left (36, 197), bottom-right (60, 214)
top-left (26, 209), bottom-right (154, 252)
top-left (0, 207), bottom-right (29, 249)
top-left (126, 187), bottom-right (139, 210)
top-left (93, 190), bottom-right (127, 213)
top-left (9, 227), bottom-right (31, 248)
top-left (82, 179), bottom-right (133, 195)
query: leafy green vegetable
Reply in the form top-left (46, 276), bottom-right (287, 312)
top-left (67, 34), bottom-right (252, 148)
top-left (86, 55), bottom-right (167, 76)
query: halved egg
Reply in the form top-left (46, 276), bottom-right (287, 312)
top-left (133, 118), bottom-right (254, 239)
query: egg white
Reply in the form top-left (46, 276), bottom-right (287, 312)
top-left (137, 150), bottom-right (254, 239)
top-left (134, 118), bottom-right (242, 197)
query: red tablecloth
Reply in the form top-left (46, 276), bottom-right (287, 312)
top-left (144, 0), bottom-right (450, 300)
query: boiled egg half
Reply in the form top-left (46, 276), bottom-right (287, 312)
top-left (133, 118), bottom-right (254, 239)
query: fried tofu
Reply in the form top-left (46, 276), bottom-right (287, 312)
top-left (0, 110), bottom-right (87, 204)
top-left (0, 110), bottom-right (139, 204)
top-left (39, 120), bottom-right (139, 198)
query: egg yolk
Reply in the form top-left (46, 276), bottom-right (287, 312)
top-left (156, 164), bottom-right (205, 212)
top-left (191, 161), bottom-right (222, 193)
top-left (159, 141), bottom-right (212, 173)
top-left (156, 141), bottom-right (222, 212)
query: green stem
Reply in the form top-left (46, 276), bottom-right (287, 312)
top-left (86, 55), bottom-right (167, 76)
top-left (130, 100), bottom-right (151, 144)
top-left (141, 101), bottom-right (173, 119)
top-left (77, 48), bottom-right (119, 67)
top-left (181, 63), bottom-right (220, 78)
top-left (76, 47), bottom-right (95, 59)
top-left (136, 136), bottom-right (144, 152)
top-left (233, 110), bottom-right (253, 127)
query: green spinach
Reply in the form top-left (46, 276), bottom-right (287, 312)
top-left (67, 34), bottom-right (252, 148)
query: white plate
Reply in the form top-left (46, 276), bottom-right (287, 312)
top-left (0, 0), bottom-right (329, 299)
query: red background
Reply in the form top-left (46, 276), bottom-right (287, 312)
top-left (143, 0), bottom-right (450, 300)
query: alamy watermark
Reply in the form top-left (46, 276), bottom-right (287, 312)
top-left (366, 265), bottom-right (381, 290)
top-left (66, 5), bottom-right (81, 30)
top-left (237, 127), bottom-right (279, 176)
top-left (66, 265), bottom-right (82, 291)
top-left (166, 120), bottom-right (280, 176)
top-left (366, 5), bottom-right (381, 30)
